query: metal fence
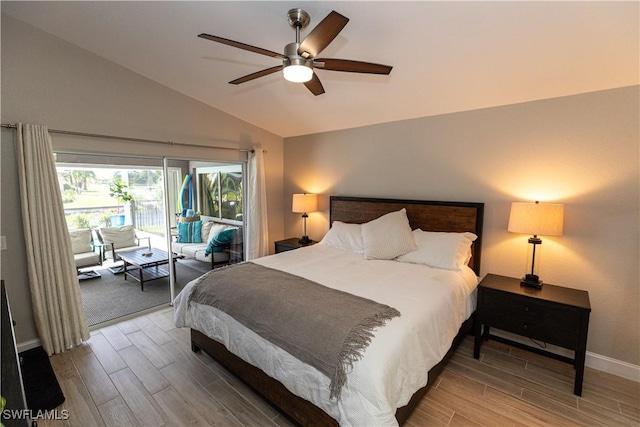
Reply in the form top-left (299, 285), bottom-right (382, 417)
top-left (132, 200), bottom-right (165, 234)
top-left (65, 200), bottom-right (165, 235)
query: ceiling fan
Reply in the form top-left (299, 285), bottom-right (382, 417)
top-left (198, 8), bottom-right (393, 96)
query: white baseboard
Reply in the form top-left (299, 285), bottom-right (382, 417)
top-left (586, 351), bottom-right (640, 383)
top-left (17, 337), bottom-right (42, 353)
top-left (490, 330), bottom-right (639, 383)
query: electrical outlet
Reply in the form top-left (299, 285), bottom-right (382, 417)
top-left (1, 236), bottom-right (6, 250)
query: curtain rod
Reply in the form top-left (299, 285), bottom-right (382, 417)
top-left (1, 123), bottom-right (253, 153)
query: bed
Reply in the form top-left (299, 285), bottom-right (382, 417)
top-left (174, 196), bottom-right (484, 426)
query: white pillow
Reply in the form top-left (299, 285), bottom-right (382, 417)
top-left (320, 221), bottom-right (364, 253)
top-left (208, 223), bottom-right (232, 242)
top-left (396, 229), bottom-right (477, 271)
top-left (361, 209), bottom-right (417, 260)
top-left (201, 221), bottom-right (215, 242)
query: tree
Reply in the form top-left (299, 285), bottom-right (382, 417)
top-left (60, 169), bottom-right (95, 193)
top-left (129, 170), bottom-right (161, 186)
top-left (109, 179), bottom-right (133, 213)
top-left (77, 170), bottom-right (96, 191)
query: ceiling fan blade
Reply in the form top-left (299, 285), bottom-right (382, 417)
top-left (314, 58), bottom-right (393, 75)
top-left (304, 73), bottom-right (325, 96)
top-left (298, 11), bottom-right (349, 58)
top-left (229, 66), bottom-right (283, 85)
top-left (198, 33), bottom-right (287, 60)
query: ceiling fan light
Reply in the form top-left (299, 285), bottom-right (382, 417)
top-left (283, 64), bottom-right (313, 83)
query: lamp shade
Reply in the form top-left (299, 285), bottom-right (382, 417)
top-left (292, 193), bottom-right (318, 213)
top-left (508, 202), bottom-right (564, 236)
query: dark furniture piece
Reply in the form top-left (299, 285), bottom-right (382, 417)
top-left (119, 248), bottom-right (182, 291)
top-left (274, 237), bottom-right (317, 253)
top-left (473, 273), bottom-right (591, 396)
top-left (191, 196), bottom-right (484, 426)
top-left (1, 281), bottom-right (30, 427)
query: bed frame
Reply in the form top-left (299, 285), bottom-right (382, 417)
top-left (191, 196), bottom-right (484, 426)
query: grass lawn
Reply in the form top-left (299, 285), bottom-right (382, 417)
top-left (64, 183), bottom-right (119, 209)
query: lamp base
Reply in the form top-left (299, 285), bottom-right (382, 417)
top-left (520, 274), bottom-right (543, 289)
top-left (299, 236), bottom-right (312, 244)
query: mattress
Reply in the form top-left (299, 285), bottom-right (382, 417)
top-left (174, 243), bottom-right (478, 426)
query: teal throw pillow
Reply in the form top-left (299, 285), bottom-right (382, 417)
top-left (177, 221), bottom-right (202, 243)
top-left (205, 227), bottom-right (236, 256)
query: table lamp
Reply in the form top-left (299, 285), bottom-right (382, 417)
top-left (292, 193), bottom-right (318, 244)
top-left (508, 201), bottom-right (564, 288)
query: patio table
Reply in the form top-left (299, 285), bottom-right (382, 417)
top-left (119, 248), bottom-right (182, 291)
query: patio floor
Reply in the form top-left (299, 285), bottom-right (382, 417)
top-left (78, 257), bottom-right (209, 327)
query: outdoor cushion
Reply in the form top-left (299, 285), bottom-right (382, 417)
top-left (68, 229), bottom-right (93, 254)
top-left (172, 242), bottom-right (230, 264)
top-left (100, 225), bottom-right (136, 249)
top-left (69, 228), bottom-right (101, 272)
top-left (74, 251), bottom-right (101, 268)
top-left (201, 221), bottom-right (215, 242)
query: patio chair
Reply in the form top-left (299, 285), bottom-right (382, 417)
top-left (69, 228), bottom-right (102, 280)
top-left (96, 225), bottom-right (151, 273)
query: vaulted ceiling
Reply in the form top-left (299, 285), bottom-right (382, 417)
top-left (2, 1), bottom-right (638, 137)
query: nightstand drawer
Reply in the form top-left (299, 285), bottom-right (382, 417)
top-left (480, 288), bottom-right (581, 331)
top-left (479, 311), bottom-right (580, 349)
top-left (274, 238), bottom-right (317, 254)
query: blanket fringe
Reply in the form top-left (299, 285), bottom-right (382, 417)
top-left (330, 307), bottom-right (401, 399)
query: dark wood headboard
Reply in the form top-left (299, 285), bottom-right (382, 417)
top-left (329, 196), bottom-right (484, 274)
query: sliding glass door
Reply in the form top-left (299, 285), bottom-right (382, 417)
top-left (173, 161), bottom-right (245, 265)
top-left (57, 153), bottom-right (175, 326)
top-left (56, 151), bottom-right (245, 327)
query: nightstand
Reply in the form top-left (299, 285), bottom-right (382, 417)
top-left (473, 273), bottom-right (591, 396)
top-left (274, 238), bottom-right (317, 254)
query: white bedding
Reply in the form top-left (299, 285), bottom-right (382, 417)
top-left (174, 244), bottom-right (478, 426)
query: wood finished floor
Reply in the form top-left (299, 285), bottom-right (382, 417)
top-left (40, 307), bottom-right (639, 427)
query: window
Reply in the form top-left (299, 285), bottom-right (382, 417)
top-left (196, 165), bottom-right (243, 223)
top-left (56, 165), bottom-right (169, 234)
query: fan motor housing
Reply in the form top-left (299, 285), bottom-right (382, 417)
top-left (284, 42), bottom-right (312, 68)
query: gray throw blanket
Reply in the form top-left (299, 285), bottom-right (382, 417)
top-left (189, 262), bottom-right (400, 399)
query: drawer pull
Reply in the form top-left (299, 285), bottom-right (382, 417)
top-left (523, 324), bottom-right (528, 330)
top-left (524, 306), bottom-right (529, 312)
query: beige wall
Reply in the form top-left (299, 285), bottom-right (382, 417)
top-left (284, 86), bottom-right (639, 366)
top-left (1, 15), bottom-right (285, 345)
top-left (2, 12), bottom-right (639, 369)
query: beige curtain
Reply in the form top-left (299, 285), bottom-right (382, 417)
top-left (246, 145), bottom-right (269, 259)
top-left (15, 123), bottom-right (89, 355)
